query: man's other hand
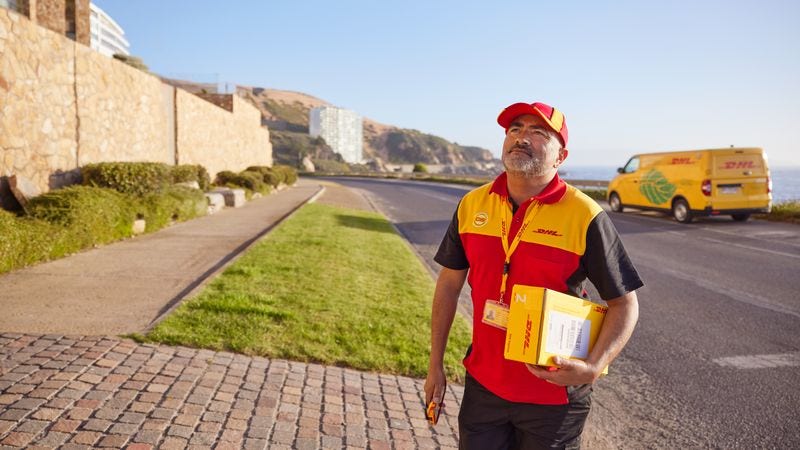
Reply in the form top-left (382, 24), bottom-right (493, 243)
top-left (424, 366), bottom-right (447, 412)
top-left (525, 356), bottom-right (598, 386)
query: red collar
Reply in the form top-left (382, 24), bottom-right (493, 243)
top-left (489, 172), bottom-right (567, 205)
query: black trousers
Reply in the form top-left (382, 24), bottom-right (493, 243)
top-left (458, 373), bottom-right (592, 450)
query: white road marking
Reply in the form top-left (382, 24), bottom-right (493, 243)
top-left (713, 351), bottom-right (800, 369)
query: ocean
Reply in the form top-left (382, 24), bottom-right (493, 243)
top-left (560, 165), bottom-right (800, 203)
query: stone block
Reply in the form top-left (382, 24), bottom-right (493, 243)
top-left (176, 181), bottom-right (200, 190)
top-left (132, 220), bottom-right (146, 235)
top-left (212, 189), bottom-right (245, 208)
top-left (9, 174), bottom-right (41, 210)
top-left (204, 192), bottom-right (225, 214)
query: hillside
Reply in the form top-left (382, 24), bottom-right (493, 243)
top-left (161, 78), bottom-right (498, 172)
top-left (236, 86), bottom-right (497, 172)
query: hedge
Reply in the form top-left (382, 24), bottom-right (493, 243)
top-left (245, 165), bottom-right (298, 187)
top-left (26, 185), bottom-right (135, 253)
top-left (273, 165), bottom-right (298, 185)
top-left (82, 162), bottom-right (172, 196)
top-left (172, 164), bottom-right (211, 191)
top-left (0, 183), bottom-right (209, 275)
top-left (135, 186), bottom-right (207, 232)
top-left (0, 210), bottom-right (61, 273)
top-left (1, 160), bottom-right (301, 274)
top-left (215, 170), bottom-right (272, 196)
top-left (82, 162), bottom-right (211, 195)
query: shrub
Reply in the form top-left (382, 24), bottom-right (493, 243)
top-left (216, 170), bottom-right (270, 195)
top-left (245, 165), bottom-right (271, 175)
top-left (757, 200), bottom-right (800, 224)
top-left (172, 164), bottom-right (211, 191)
top-left (82, 162), bottom-right (172, 196)
top-left (261, 171), bottom-right (281, 188)
top-left (313, 159), bottom-right (351, 173)
top-left (272, 165), bottom-right (298, 185)
top-left (172, 165), bottom-right (198, 184)
top-left (348, 164), bottom-right (370, 173)
top-left (26, 185), bottom-right (135, 254)
top-left (215, 170), bottom-right (238, 186)
top-left (136, 186), bottom-right (207, 232)
top-left (113, 53), bottom-right (149, 72)
top-left (245, 166), bottom-right (281, 188)
top-left (0, 210), bottom-right (61, 274)
top-left (581, 188), bottom-right (608, 201)
top-left (196, 165), bottom-right (211, 191)
top-left (236, 171), bottom-right (270, 194)
top-left (413, 163), bottom-right (428, 173)
top-left (240, 165), bottom-right (297, 187)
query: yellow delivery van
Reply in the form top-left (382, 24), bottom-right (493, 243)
top-left (607, 147), bottom-right (772, 223)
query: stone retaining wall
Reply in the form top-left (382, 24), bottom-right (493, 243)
top-left (176, 93), bottom-right (271, 179)
top-left (0, 8), bottom-right (272, 206)
top-left (0, 9), bottom-right (78, 193)
top-left (75, 46), bottom-right (173, 167)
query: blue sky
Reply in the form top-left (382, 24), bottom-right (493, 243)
top-left (94, 0), bottom-right (799, 167)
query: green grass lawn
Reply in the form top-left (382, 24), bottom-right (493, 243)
top-left (143, 203), bottom-right (472, 382)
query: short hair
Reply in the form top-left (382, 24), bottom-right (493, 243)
top-left (545, 130), bottom-right (563, 153)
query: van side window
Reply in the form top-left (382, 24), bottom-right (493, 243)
top-left (623, 157), bottom-right (640, 173)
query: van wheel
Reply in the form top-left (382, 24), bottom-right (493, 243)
top-left (732, 213), bottom-right (750, 222)
top-left (672, 199), bottom-right (692, 223)
top-left (609, 193), bottom-right (623, 212)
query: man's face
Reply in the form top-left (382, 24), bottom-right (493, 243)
top-left (502, 114), bottom-right (565, 177)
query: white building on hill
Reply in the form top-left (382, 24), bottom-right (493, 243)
top-left (309, 106), bottom-right (363, 163)
top-left (90, 2), bottom-right (129, 57)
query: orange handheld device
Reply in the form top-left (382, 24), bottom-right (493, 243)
top-left (426, 387), bottom-right (446, 426)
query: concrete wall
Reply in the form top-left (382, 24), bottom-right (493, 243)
top-left (0, 8), bottom-right (272, 206)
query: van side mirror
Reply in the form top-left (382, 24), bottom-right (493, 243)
top-left (617, 167), bottom-right (624, 174)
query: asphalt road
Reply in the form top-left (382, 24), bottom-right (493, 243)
top-left (323, 176), bottom-right (800, 449)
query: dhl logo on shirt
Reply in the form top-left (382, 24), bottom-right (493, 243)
top-left (533, 228), bottom-right (563, 237)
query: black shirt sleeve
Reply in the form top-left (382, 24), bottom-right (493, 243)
top-left (434, 206), bottom-right (470, 270)
top-left (567, 211), bottom-right (643, 301)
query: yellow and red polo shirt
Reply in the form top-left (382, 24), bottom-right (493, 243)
top-left (435, 172), bottom-right (643, 405)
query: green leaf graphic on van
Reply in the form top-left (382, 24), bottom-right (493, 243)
top-left (639, 169), bottom-right (676, 205)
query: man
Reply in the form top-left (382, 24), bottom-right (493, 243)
top-left (424, 102), bottom-right (643, 449)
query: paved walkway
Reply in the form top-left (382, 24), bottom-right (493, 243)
top-left (0, 180), bottom-right (462, 449)
top-left (0, 180), bottom-right (323, 335)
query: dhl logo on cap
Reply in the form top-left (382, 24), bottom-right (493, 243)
top-left (497, 102), bottom-right (569, 148)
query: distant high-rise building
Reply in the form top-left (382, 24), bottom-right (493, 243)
top-left (309, 106), bottom-right (363, 164)
top-left (89, 2), bottom-right (129, 57)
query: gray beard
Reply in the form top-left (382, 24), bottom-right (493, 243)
top-left (503, 153), bottom-right (547, 178)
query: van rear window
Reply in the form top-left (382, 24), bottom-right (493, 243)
top-left (713, 154), bottom-right (766, 176)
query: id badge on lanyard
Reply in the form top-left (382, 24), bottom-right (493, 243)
top-left (480, 198), bottom-right (538, 331)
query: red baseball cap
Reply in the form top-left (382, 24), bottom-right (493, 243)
top-left (497, 102), bottom-right (568, 147)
